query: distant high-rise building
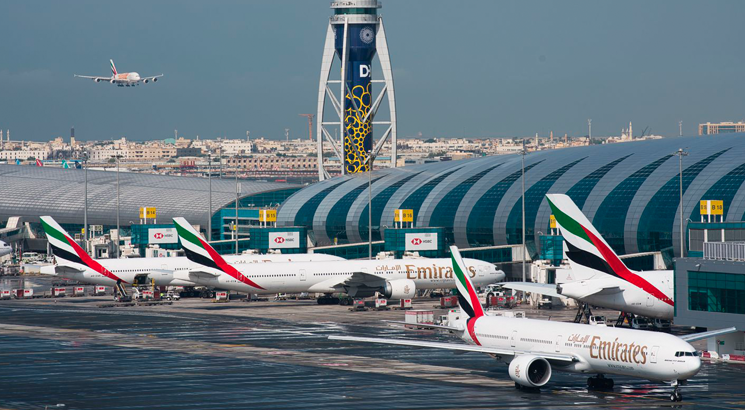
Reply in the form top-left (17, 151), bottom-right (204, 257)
top-left (699, 121), bottom-right (745, 135)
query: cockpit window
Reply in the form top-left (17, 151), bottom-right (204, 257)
top-left (675, 351), bottom-right (698, 357)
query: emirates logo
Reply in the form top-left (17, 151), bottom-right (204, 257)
top-left (514, 364), bottom-right (521, 378)
top-left (411, 238), bottom-right (422, 245)
top-left (404, 285), bottom-right (411, 294)
top-left (153, 233), bottom-right (164, 239)
top-left (274, 237), bottom-right (285, 244)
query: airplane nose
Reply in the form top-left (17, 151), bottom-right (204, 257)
top-left (680, 357), bottom-right (701, 379)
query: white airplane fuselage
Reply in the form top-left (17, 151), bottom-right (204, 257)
top-left (45, 254), bottom-right (344, 287)
top-left (466, 314), bottom-right (699, 382)
top-left (0, 241), bottom-right (11, 258)
top-left (559, 271), bottom-right (675, 319)
top-left (180, 258), bottom-right (504, 295)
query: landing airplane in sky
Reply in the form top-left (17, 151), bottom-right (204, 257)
top-left (40, 216), bottom-right (343, 287)
top-left (502, 194), bottom-right (675, 320)
top-left (330, 246), bottom-right (737, 402)
top-left (74, 59), bottom-right (163, 87)
top-left (173, 217), bottom-right (504, 301)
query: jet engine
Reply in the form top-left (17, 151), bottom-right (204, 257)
top-left (152, 77), bottom-right (158, 82)
top-left (508, 355), bottom-right (552, 388)
top-left (383, 279), bottom-right (416, 300)
top-left (143, 79), bottom-right (149, 84)
top-left (109, 79), bottom-right (115, 84)
top-left (94, 78), bottom-right (101, 83)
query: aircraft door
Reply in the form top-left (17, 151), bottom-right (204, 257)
top-left (299, 269), bottom-right (306, 282)
top-left (650, 346), bottom-right (659, 363)
top-left (555, 335), bottom-right (562, 352)
top-left (511, 330), bottom-right (517, 348)
top-left (647, 295), bottom-right (655, 307)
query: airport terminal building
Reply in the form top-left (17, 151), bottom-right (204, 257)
top-left (278, 134), bottom-right (745, 260)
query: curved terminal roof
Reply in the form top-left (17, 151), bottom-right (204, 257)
top-left (278, 133), bottom-right (745, 256)
top-left (0, 165), bottom-right (299, 228)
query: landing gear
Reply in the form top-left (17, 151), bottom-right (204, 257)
top-left (587, 374), bottom-right (614, 390)
top-left (669, 381), bottom-right (683, 402)
top-left (317, 294), bottom-right (340, 305)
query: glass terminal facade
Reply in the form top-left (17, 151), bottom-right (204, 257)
top-left (278, 133), bottom-right (745, 258)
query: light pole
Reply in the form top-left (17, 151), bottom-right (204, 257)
top-left (521, 139), bottom-right (527, 301)
top-left (207, 152), bottom-right (212, 242)
top-left (115, 154), bottom-right (121, 259)
top-left (675, 148), bottom-right (689, 257)
top-left (235, 160), bottom-right (240, 255)
top-left (83, 152), bottom-right (88, 254)
top-left (587, 119), bottom-right (592, 142)
top-left (366, 151), bottom-right (375, 260)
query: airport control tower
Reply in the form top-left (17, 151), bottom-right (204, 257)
top-left (316, 0), bottom-right (397, 180)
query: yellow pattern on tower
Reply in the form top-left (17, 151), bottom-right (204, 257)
top-left (344, 83), bottom-right (372, 173)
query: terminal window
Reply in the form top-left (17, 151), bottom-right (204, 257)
top-left (688, 271), bottom-right (745, 314)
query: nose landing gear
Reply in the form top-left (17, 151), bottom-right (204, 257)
top-left (669, 380), bottom-right (683, 402)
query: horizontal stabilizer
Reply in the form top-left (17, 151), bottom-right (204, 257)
top-left (680, 327), bottom-right (739, 343)
top-left (501, 282), bottom-right (561, 298)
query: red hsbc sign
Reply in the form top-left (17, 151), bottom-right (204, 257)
top-left (149, 228), bottom-right (177, 244)
top-left (268, 232), bottom-right (299, 249)
top-left (405, 233), bottom-right (438, 251)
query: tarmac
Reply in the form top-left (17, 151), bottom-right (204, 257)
top-left (0, 280), bottom-right (743, 409)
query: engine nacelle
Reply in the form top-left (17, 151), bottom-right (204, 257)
top-left (152, 77), bottom-right (158, 82)
top-left (143, 79), bottom-right (149, 84)
top-left (383, 279), bottom-right (416, 300)
top-left (109, 79), bottom-right (115, 84)
top-left (94, 78), bottom-right (101, 83)
top-left (508, 355), bottom-right (552, 388)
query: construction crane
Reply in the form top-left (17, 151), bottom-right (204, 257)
top-left (299, 114), bottom-right (314, 142)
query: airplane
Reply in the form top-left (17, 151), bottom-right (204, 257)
top-left (0, 241), bottom-right (12, 258)
top-left (502, 194), bottom-right (674, 320)
top-left (329, 246), bottom-right (737, 402)
top-left (173, 217), bottom-right (505, 302)
top-left (74, 59), bottom-right (163, 87)
top-left (39, 216), bottom-right (344, 288)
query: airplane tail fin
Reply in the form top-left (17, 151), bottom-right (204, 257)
top-left (62, 160), bottom-right (69, 169)
top-left (450, 246), bottom-right (484, 320)
top-left (172, 217), bottom-right (264, 290)
top-left (35, 159), bottom-right (43, 167)
top-left (40, 216), bottom-right (124, 282)
top-left (15, 159), bottom-right (20, 165)
top-left (110, 59), bottom-right (117, 76)
top-left (546, 194), bottom-right (633, 280)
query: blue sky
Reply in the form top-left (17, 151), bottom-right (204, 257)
top-left (1, 0), bottom-right (743, 141)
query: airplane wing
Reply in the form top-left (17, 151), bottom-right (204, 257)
top-left (186, 269), bottom-right (220, 278)
top-left (384, 320), bottom-right (463, 332)
top-left (680, 327), bottom-right (739, 343)
top-left (339, 271), bottom-right (387, 288)
top-left (502, 282), bottom-right (561, 298)
top-left (74, 74), bottom-right (109, 81)
top-left (328, 335), bottom-right (576, 362)
top-left (139, 74), bottom-right (164, 83)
